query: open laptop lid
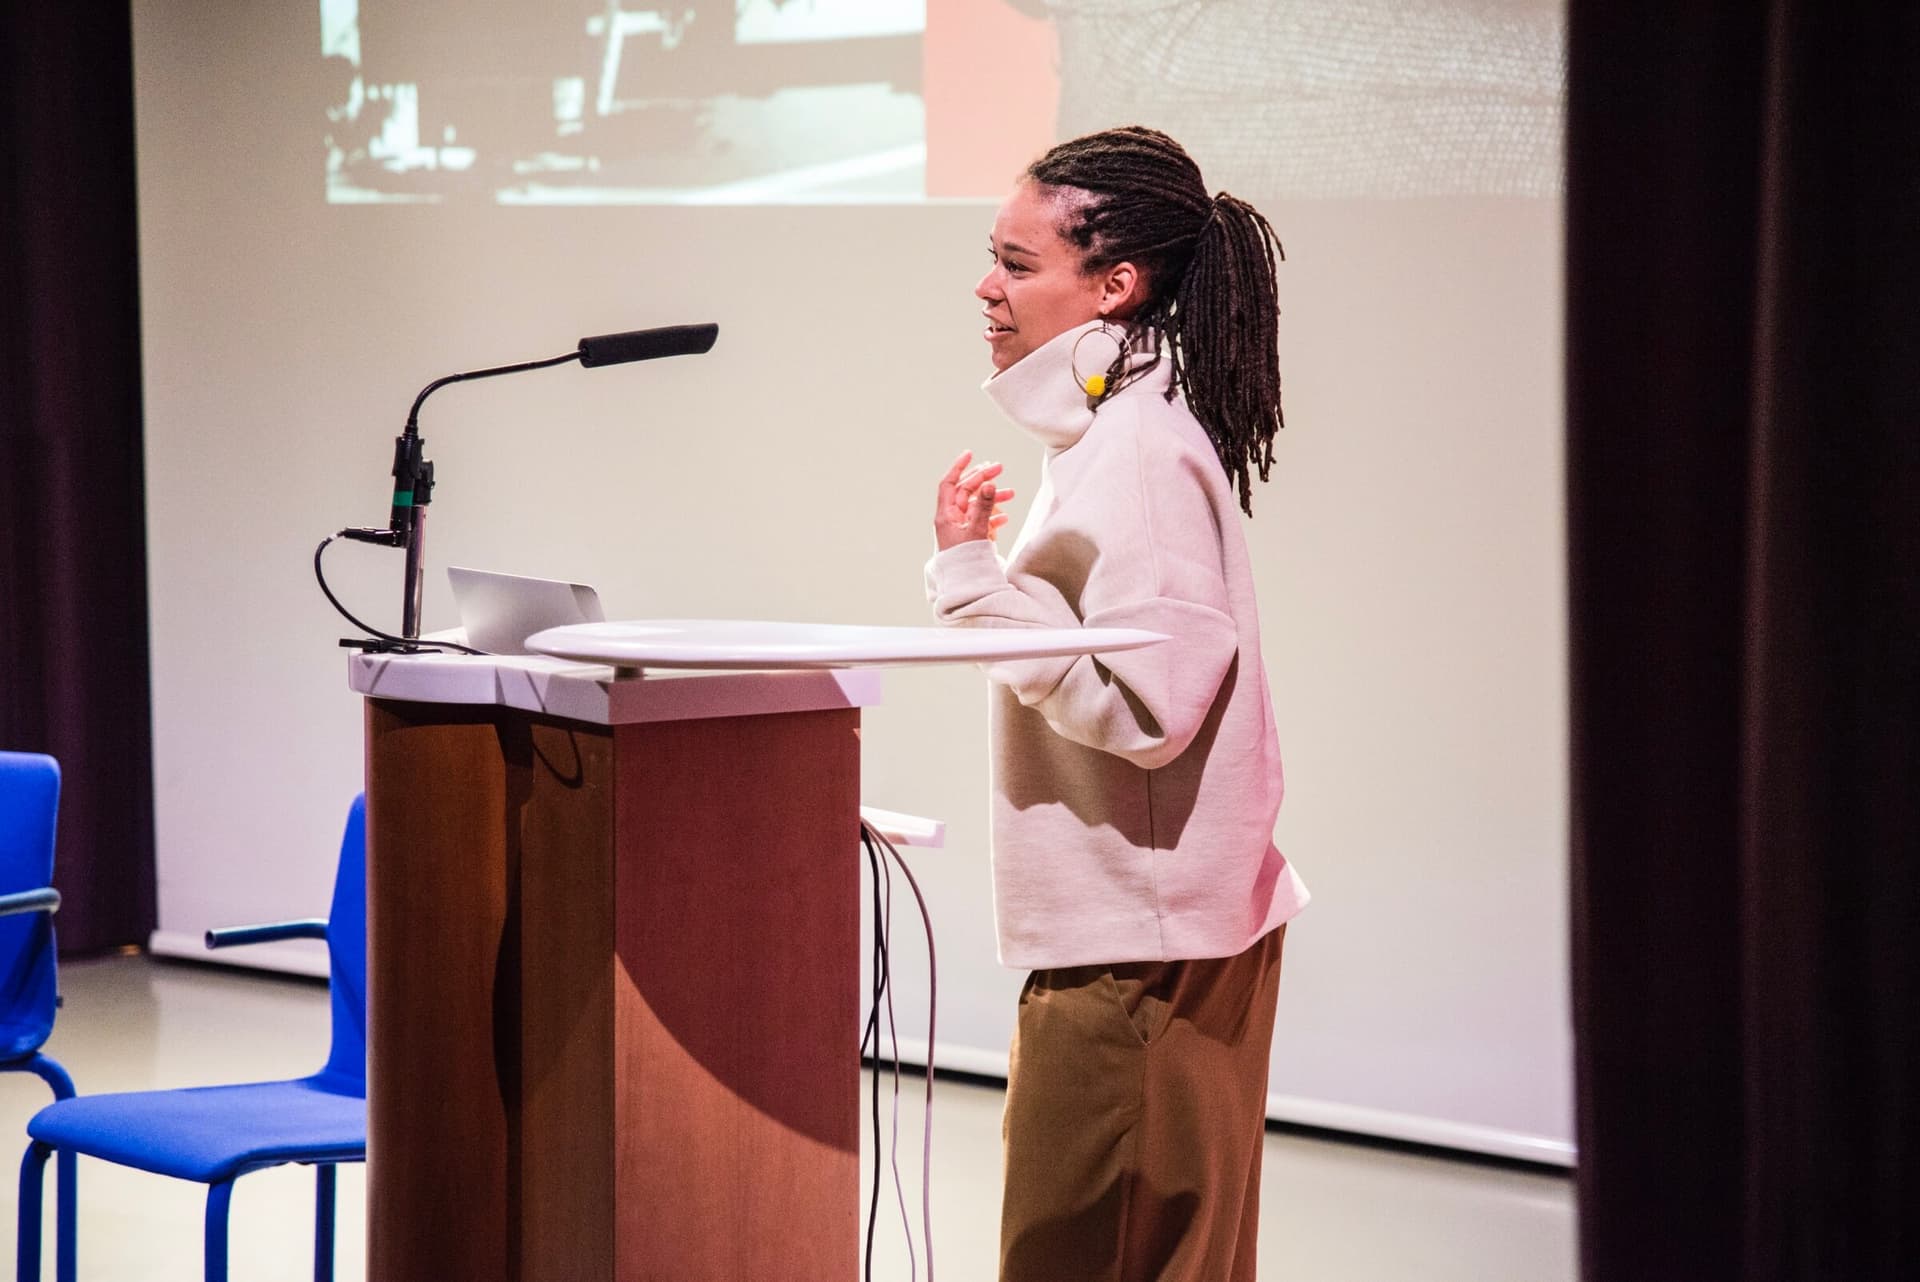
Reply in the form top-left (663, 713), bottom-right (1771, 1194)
top-left (447, 566), bottom-right (606, 655)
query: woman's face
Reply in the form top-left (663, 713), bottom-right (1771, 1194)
top-left (975, 180), bottom-right (1112, 373)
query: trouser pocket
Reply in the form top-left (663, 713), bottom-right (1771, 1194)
top-left (1104, 962), bottom-right (1172, 1047)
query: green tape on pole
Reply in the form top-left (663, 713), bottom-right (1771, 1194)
top-left (392, 491), bottom-right (413, 507)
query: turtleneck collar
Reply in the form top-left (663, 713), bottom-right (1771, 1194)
top-left (982, 318), bottom-right (1171, 453)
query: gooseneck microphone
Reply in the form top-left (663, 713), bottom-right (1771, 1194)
top-left (326, 323), bottom-right (719, 651)
top-left (397, 323), bottom-right (721, 435)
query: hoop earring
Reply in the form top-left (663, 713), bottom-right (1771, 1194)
top-left (1070, 321), bottom-right (1129, 401)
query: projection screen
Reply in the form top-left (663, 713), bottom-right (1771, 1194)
top-left (134, 0), bottom-right (1571, 1164)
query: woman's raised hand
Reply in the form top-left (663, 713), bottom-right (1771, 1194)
top-left (935, 449), bottom-right (1015, 551)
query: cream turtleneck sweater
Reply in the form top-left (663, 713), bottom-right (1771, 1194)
top-left (924, 319), bottom-right (1309, 969)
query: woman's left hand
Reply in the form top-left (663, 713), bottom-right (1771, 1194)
top-left (935, 449), bottom-right (1016, 551)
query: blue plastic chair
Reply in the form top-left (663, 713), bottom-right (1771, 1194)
top-left (17, 795), bottom-right (367, 1282)
top-left (0, 754), bottom-right (76, 1279)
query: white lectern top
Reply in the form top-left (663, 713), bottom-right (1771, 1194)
top-left (349, 618), bottom-right (1167, 728)
top-left (524, 618), bottom-right (1169, 670)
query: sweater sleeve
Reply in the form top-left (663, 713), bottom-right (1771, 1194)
top-left (921, 416), bottom-right (1238, 770)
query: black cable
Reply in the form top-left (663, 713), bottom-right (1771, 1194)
top-left (876, 829), bottom-right (920, 1281)
top-left (858, 822), bottom-right (939, 1280)
top-left (860, 826), bottom-right (889, 1282)
top-left (870, 824), bottom-right (938, 1281)
top-left (314, 531), bottom-right (486, 655)
top-left (859, 827), bottom-right (893, 1060)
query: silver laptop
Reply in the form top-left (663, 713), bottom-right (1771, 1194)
top-left (446, 566), bottom-right (606, 655)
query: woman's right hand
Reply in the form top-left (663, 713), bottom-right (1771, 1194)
top-left (935, 449), bottom-right (1015, 551)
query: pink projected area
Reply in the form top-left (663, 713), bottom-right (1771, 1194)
top-left (924, 0), bottom-right (1059, 198)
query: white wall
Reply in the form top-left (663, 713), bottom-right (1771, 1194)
top-left (132, 1), bottom-right (1570, 1163)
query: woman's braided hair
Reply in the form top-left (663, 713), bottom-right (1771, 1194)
top-left (1026, 126), bottom-right (1285, 516)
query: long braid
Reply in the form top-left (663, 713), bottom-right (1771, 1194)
top-left (1026, 127), bottom-right (1287, 516)
top-left (1174, 194), bottom-right (1285, 515)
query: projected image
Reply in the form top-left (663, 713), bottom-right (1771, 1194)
top-left (320, 0), bottom-right (1564, 206)
top-left (322, 1), bottom-right (926, 204)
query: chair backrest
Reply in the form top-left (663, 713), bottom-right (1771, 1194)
top-left (0, 753), bottom-right (60, 1061)
top-left (318, 794), bottom-right (367, 1093)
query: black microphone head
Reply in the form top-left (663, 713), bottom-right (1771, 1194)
top-left (577, 323), bottom-right (719, 368)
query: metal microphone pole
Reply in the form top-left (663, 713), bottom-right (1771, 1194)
top-left (389, 352), bottom-right (571, 641)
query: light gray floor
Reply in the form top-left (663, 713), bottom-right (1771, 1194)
top-left (0, 957), bottom-right (1574, 1280)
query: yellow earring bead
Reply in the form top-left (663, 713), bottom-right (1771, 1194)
top-left (1083, 373), bottom-right (1107, 397)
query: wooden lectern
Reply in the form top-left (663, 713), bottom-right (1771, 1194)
top-left (349, 619), bottom-right (1160, 1279)
top-left (350, 653), bottom-right (882, 1280)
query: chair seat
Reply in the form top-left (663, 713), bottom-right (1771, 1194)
top-left (28, 1075), bottom-right (365, 1183)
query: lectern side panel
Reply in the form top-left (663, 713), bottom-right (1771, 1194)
top-left (518, 717), bottom-right (617, 1280)
top-left (364, 699), bottom-right (513, 1280)
top-left (610, 708), bottom-right (863, 1281)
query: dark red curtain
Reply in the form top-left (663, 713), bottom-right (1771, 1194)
top-left (0, 2), bottom-right (156, 954)
top-left (1568, 5), bottom-right (1918, 1281)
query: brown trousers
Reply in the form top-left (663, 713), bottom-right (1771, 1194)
top-left (999, 925), bottom-right (1287, 1282)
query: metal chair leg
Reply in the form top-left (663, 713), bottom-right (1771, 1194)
top-left (313, 1164), bottom-right (336, 1282)
top-left (21, 1056), bottom-right (73, 1104)
top-left (16, 1141), bottom-right (50, 1282)
top-left (21, 1058), bottom-right (76, 1282)
top-left (204, 1179), bottom-right (235, 1282)
top-left (52, 1148), bottom-right (73, 1282)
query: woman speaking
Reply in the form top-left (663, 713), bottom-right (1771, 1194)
top-left (924, 125), bottom-right (1312, 1282)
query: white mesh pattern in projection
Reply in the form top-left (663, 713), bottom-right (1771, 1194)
top-left (1045, 0), bottom-right (1565, 199)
